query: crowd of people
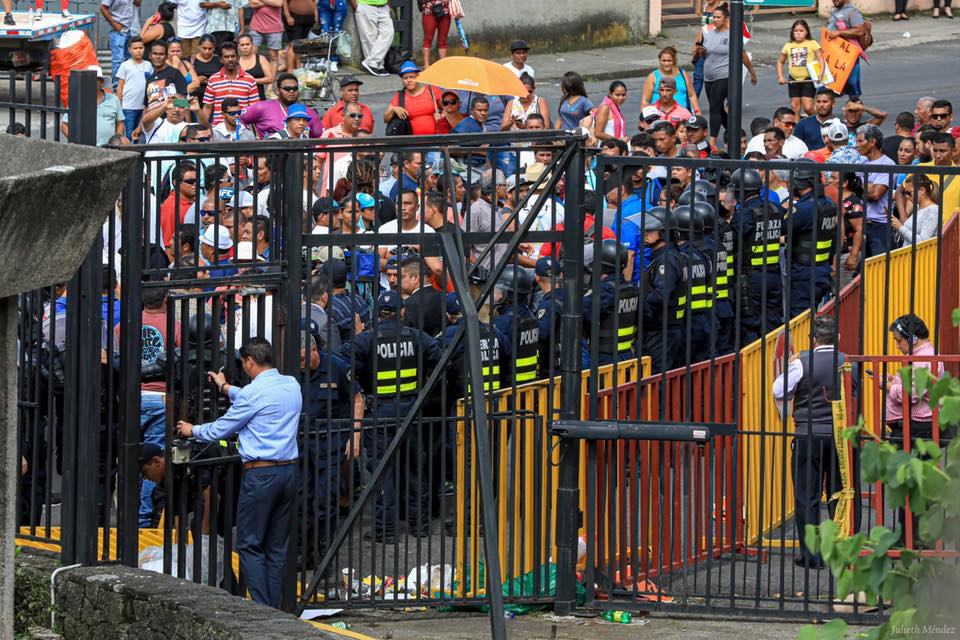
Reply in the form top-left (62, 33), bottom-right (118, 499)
top-left (13, 0), bottom-right (960, 608)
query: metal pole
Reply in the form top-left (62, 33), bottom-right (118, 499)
top-left (439, 234), bottom-right (508, 640)
top-left (727, 0), bottom-right (745, 157)
top-left (280, 152), bottom-right (305, 613)
top-left (61, 69), bottom-right (100, 565)
top-left (554, 143), bottom-right (586, 615)
top-left (118, 161), bottom-right (144, 566)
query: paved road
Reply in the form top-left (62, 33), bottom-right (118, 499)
top-left (359, 38), bottom-right (960, 140)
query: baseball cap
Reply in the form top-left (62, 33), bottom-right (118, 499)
top-left (230, 191), bottom-right (254, 208)
top-left (445, 293), bottom-right (462, 315)
top-left (86, 64), bottom-right (104, 80)
top-left (535, 256), bottom-right (562, 277)
top-left (200, 225), bottom-right (233, 250)
top-left (355, 192), bottom-right (376, 209)
top-left (312, 245), bottom-right (346, 263)
top-left (320, 259), bottom-right (348, 288)
top-left (339, 75), bottom-right (363, 88)
top-left (217, 187), bottom-right (235, 202)
top-left (398, 61), bottom-right (420, 76)
top-left (286, 103), bottom-right (311, 121)
top-left (641, 106), bottom-right (661, 123)
top-left (510, 39), bottom-right (530, 52)
top-left (825, 119), bottom-right (849, 143)
top-left (138, 443), bottom-right (163, 466)
top-left (686, 115), bottom-right (708, 130)
top-left (378, 290), bottom-right (404, 312)
top-left (659, 75), bottom-right (677, 89)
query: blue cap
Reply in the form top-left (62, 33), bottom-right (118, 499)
top-left (379, 290), bottom-right (404, 313)
top-left (445, 293), bottom-right (462, 316)
top-left (355, 192), bottom-right (376, 209)
top-left (286, 103), bottom-right (311, 121)
top-left (218, 187), bottom-right (235, 201)
top-left (385, 255), bottom-right (399, 271)
top-left (300, 317), bottom-right (320, 334)
top-left (535, 257), bottom-right (562, 277)
top-left (398, 60), bottom-right (420, 76)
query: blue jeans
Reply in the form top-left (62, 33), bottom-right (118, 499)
top-left (139, 393), bottom-right (166, 528)
top-left (109, 30), bottom-right (131, 91)
top-left (317, 0), bottom-right (348, 62)
top-left (842, 60), bottom-right (861, 97)
top-left (237, 464), bottom-right (297, 607)
top-left (123, 109), bottom-right (142, 139)
top-left (864, 221), bottom-right (893, 258)
top-left (693, 57), bottom-right (705, 97)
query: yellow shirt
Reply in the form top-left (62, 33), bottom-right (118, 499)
top-left (782, 40), bottom-right (821, 82)
top-left (920, 161), bottom-right (960, 221)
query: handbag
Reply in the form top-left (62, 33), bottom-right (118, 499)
top-left (385, 90), bottom-right (412, 136)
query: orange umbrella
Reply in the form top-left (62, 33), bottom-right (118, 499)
top-left (416, 56), bottom-right (528, 97)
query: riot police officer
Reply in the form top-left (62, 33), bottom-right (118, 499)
top-left (670, 205), bottom-right (714, 364)
top-left (300, 320), bottom-right (363, 562)
top-left (639, 210), bottom-right (688, 373)
top-left (337, 291), bottom-right (443, 540)
top-left (533, 257), bottom-right (565, 375)
top-left (730, 168), bottom-right (785, 345)
top-left (582, 239), bottom-right (641, 369)
top-left (691, 200), bottom-right (734, 355)
top-left (785, 160), bottom-right (838, 319)
top-left (494, 265), bottom-right (540, 385)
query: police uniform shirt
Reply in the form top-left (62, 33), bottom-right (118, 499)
top-left (305, 352), bottom-right (356, 423)
top-left (494, 305), bottom-right (540, 384)
top-left (440, 320), bottom-right (511, 393)
top-left (403, 286), bottom-right (446, 338)
top-left (643, 245), bottom-right (686, 325)
top-left (786, 192), bottom-right (838, 267)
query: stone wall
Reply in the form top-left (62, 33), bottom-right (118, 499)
top-left (14, 548), bottom-right (335, 640)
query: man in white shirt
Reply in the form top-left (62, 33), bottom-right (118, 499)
top-left (175, 0), bottom-right (207, 57)
top-left (503, 40), bottom-right (534, 78)
top-left (745, 106), bottom-right (809, 160)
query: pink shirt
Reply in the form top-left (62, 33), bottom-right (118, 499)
top-left (654, 100), bottom-right (693, 126)
top-left (239, 99), bottom-right (324, 138)
top-left (885, 342), bottom-right (942, 424)
top-left (250, 5), bottom-right (283, 34)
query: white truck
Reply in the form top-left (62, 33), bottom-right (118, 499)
top-left (0, 11), bottom-right (95, 71)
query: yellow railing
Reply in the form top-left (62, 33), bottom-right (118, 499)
top-left (740, 227), bottom-right (948, 545)
top-left (453, 357), bottom-right (650, 596)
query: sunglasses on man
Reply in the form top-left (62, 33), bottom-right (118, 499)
top-left (224, 110), bottom-right (241, 117)
top-left (442, 99), bottom-right (459, 106)
top-left (345, 113), bottom-right (364, 119)
top-left (279, 85), bottom-right (300, 92)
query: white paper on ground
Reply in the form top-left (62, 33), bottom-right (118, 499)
top-left (299, 608), bottom-right (345, 620)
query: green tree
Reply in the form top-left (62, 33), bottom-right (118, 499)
top-left (799, 365), bottom-right (960, 640)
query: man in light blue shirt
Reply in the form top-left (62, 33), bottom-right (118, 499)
top-left (176, 337), bottom-right (301, 608)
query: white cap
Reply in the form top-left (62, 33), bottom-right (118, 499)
top-left (85, 64), bottom-right (104, 80)
top-left (200, 225), bottom-right (233, 250)
top-left (231, 191), bottom-right (254, 208)
top-left (825, 119), bottom-right (849, 143)
top-left (641, 105), bottom-right (660, 122)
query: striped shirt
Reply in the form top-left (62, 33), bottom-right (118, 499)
top-left (203, 68), bottom-right (260, 126)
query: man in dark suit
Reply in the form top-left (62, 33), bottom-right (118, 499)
top-left (399, 254), bottom-right (445, 337)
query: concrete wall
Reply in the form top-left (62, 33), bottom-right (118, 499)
top-left (14, 549), bottom-right (336, 640)
top-left (410, 0), bottom-right (651, 58)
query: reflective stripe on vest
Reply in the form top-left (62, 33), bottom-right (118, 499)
top-left (751, 242), bottom-right (780, 266)
top-left (376, 367), bottom-right (418, 394)
top-left (515, 355), bottom-right (538, 382)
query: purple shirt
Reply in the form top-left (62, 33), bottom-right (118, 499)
top-left (239, 100), bottom-right (323, 139)
top-left (863, 155), bottom-right (895, 223)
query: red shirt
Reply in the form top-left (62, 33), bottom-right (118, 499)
top-left (388, 86), bottom-right (442, 136)
top-left (321, 100), bottom-right (375, 133)
top-left (539, 214), bottom-right (616, 257)
top-left (203, 68), bottom-right (260, 126)
top-left (160, 193), bottom-right (195, 247)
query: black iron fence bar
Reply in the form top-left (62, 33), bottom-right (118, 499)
top-left (551, 421), bottom-right (736, 442)
top-left (440, 232), bottom-right (507, 640)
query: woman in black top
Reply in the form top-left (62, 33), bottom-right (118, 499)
top-left (238, 34), bottom-right (273, 101)
top-left (141, 1), bottom-right (177, 45)
top-left (191, 35), bottom-right (222, 102)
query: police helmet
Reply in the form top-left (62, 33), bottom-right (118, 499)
top-left (792, 158), bottom-right (819, 190)
top-left (670, 205), bottom-right (702, 238)
top-left (469, 264), bottom-right (491, 285)
top-left (698, 167), bottom-right (731, 189)
top-left (729, 168), bottom-right (763, 198)
top-left (598, 239), bottom-right (628, 274)
top-left (641, 207), bottom-right (667, 234)
top-left (691, 201), bottom-right (716, 234)
top-left (498, 264), bottom-right (533, 296)
top-left (186, 313), bottom-right (219, 346)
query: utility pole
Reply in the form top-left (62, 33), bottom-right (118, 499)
top-left (727, 0), bottom-right (745, 158)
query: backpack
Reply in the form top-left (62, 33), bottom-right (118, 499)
top-left (385, 90), bottom-right (412, 136)
top-left (857, 20), bottom-right (873, 51)
top-left (383, 46), bottom-right (408, 75)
